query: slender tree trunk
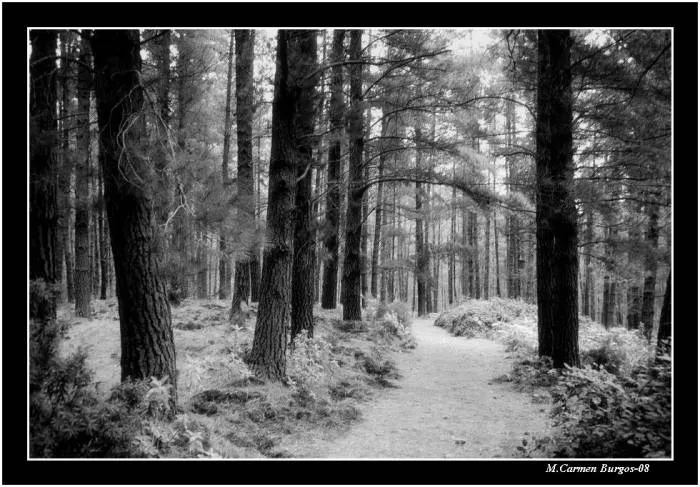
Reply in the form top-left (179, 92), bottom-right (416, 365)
top-left (582, 208), bottom-right (594, 317)
top-left (535, 29), bottom-right (579, 368)
top-left (219, 31), bottom-right (234, 301)
top-left (341, 30), bottom-right (365, 322)
top-left (641, 199), bottom-right (659, 340)
top-left (230, 30), bottom-right (256, 318)
top-left (321, 30), bottom-right (345, 309)
top-left (92, 30), bottom-right (177, 404)
top-left (291, 30), bottom-right (319, 340)
top-left (656, 271), bottom-right (671, 354)
top-left (74, 33), bottom-right (92, 317)
top-left (57, 32), bottom-right (75, 303)
top-left (494, 209), bottom-right (501, 297)
top-left (370, 113), bottom-right (387, 298)
top-left (484, 199), bottom-right (491, 300)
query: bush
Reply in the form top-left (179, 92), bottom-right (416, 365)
top-left (525, 360), bottom-right (671, 458)
top-left (388, 301), bottom-right (412, 326)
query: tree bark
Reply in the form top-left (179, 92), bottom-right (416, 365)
top-left (231, 30), bottom-right (256, 317)
top-left (536, 30), bottom-right (579, 368)
top-left (641, 199), bottom-right (659, 340)
top-left (56, 32), bottom-right (75, 303)
top-left (248, 30), bottom-right (296, 380)
top-left (74, 33), bottom-right (92, 317)
top-left (92, 30), bottom-right (177, 403)
top-left (291, 30), bottom-right (319, 340)
top-left (321, 30), bottom-right (345, 310)
top-left (219, 30), bottom-right (235, 301)
top-left (656, 271), bottom-right (671, 355)
top-left (341, 30), bottom-right (365, 322)
top-left (30, 30), bottom-right (59, 321)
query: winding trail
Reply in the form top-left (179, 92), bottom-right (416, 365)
top-left (285, 316), bottom-right (550, 458)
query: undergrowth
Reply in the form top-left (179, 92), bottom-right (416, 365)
top-left (436, 298), bottom-right (670, 458)
top-left (35, 296), bottom-right (416, 458)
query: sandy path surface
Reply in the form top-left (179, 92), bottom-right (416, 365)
top-left (284, 316), bottom-right (550, 458)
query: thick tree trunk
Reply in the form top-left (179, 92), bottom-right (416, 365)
top-left (291, 30), bottom-right (319, 340)
top-left (30, 30), bottom-right (59, 321)
top-left (230, 30), bottom-right (256, 317)
top-left (536, 30), bottom-right (579, 368)
top-left (341, 30), bottom-right (364, 322)
top-left (74, 33), bottom-right (92, 317)
top-left (249, 31), bottom-right (296, 380)
top-left (92, 30), bottom-right (177, 404)
top-left (321, 30), bottom-right (345, 310)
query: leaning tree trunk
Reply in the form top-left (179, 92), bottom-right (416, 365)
top-left (248, 31), bottom-right (297, 380)
top-left (321, 29), bottom-right (345, 310)
top-left (536, 29), bottom-right (579, 368)
top-left (74, 33), bottom-right (92, 318)
top-left (291, 30), bottom-right (319, 340)
top-left (341, 30), bottom-right (365, 322)
top-left (92, 30), bottom-right (177, 405)
top-left (230, 30), bottom-right (256, 319)
top-left (30, 30), bottom-right (59, 321)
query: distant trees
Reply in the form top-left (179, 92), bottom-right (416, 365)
top-left (92, 30), bottom-right (177, 402)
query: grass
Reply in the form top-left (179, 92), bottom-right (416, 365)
top-left (54, 297), bottom-right (415, 458)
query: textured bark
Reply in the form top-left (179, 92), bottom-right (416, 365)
top-left (582, 209), bottom-right (594, 318)
top-left (370, 159), bottom-right (384, 298)
top-left (231, 30), bottom-right (257, 317)
top-left (460, 209), bottom-right (468, 297)
top-left (92, 30), bottom-right (177, 403)
top-left (99, 195), bottom-right (109, 300)
top-left (341, 30), bottom-right (364, 322)
top-left (641, 200), bottom-right (659, 340)
top-left (56, 31), bottom-right (75, 303)
top-left (291, 30), bottom-right (319, 340)
top-left (484, 202), bottom-right (490, 300)
top-left (30, 30), bottom-right (59, 320)
top-left (656, 271), bottom-right (671, 354)
top-left (74, 33), bottom-right (92, 317)
top-left (219, 31), bottom-right (234, 301)
top-left (249, 31), bottom-right (296, 380)
top-left (321, 30), bottom-right (345, 309)
top-left (536, 30), bottom-right (579, 367)
top-left (415, 126), bottom-right (428, 316)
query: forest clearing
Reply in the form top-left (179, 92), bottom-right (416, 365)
top-left (28, 27), bottom-right (671, 460)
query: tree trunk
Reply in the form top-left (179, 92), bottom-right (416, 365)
top-left (219, 31), bottom-right (235, 301)
top-left (74, 33), bottom-right (92, 317)
top-left (582, 208), bottom-right (594, 317)
top-left (291, 30), bottom-right (319, 340)
top-left (56, 32), bottom-right (75, 303)
top-left (535, 29), bottom-right (579, 368)
top-left (656, 271), bottom-right (671, 355)
top-left (341, 30), bottom-right (365, 322)
top-left (30, 30), bottom-right (59, 321)
top-left (494, 209), bottom-right (501, 297)
top-left (92, 30), bottom-right (177, 404)
top-left (231, 30), bottom-right (256, 317)
top-left (248, 30), bottom-right (296, 380)
top-left (641, 200), bottom-right (659, 340)
top-left (321, 30), bottom-right (345, 310)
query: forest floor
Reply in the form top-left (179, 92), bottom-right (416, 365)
top-left (280, 315), bottom-right (550, 458)
top-left (56, 298), bottom-right (550, 458)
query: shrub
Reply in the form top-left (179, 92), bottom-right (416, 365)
top-left (525, 360), bottom-right (671, 458)
top-left (287, 333), bottom-right (338, 386)
top-left (388, 301), bottom-right (412, 326)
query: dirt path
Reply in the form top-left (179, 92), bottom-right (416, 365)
top-left (284, 316), bottom-right (550, 458)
